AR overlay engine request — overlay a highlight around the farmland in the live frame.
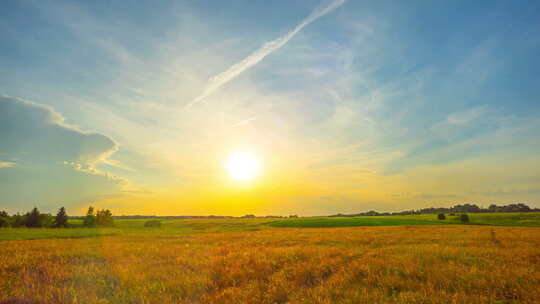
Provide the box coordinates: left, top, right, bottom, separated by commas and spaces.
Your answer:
268, 213, 540, 228
1, 212, 540, 241
1, 214, 540, 303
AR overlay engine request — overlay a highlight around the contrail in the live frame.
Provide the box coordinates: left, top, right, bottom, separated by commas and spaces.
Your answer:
185, 0, 347, 108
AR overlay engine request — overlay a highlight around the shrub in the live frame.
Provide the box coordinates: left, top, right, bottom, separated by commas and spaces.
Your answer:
459, 214, 470, 223
437, 213, 446, 220
144, 220, 162, 228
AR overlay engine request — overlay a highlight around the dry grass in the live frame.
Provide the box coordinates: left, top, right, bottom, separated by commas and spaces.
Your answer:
1, 225, 539, 303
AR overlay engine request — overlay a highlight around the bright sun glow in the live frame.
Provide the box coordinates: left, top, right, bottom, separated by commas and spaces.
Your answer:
226, 150, 261, 181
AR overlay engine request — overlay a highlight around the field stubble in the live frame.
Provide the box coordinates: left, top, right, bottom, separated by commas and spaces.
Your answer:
1, 225, 539, 304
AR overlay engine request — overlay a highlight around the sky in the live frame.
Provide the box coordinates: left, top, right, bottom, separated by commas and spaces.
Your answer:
1, 0, 540, 216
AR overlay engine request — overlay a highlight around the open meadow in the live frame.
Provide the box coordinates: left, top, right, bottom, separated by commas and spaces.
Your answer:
3, 0, 540, 302
1, 215, 540, 304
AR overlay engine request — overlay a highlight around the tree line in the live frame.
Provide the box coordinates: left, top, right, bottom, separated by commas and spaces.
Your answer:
329, 203, 538, 217
0, 206, 114, 228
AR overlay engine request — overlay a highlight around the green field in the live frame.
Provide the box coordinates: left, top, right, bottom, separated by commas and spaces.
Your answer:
267, 216, 446, 228
1, 212, 539, 241
268, 212, 540, 228
0, 218, 272, 241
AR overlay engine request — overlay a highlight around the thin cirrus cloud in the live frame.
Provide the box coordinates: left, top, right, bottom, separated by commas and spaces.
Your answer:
185, 0, 348, 108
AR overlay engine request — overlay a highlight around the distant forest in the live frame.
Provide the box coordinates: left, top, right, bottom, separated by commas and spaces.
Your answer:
1, 203, 538, 227
329, 203, 539, 217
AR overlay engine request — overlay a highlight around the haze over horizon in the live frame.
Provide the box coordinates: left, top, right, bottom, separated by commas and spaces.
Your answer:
1, 0, 540, 216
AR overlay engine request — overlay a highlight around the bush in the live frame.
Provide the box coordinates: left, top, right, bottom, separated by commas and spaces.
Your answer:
144, 220, 162, 228
459, 214, 470, 223
437, 213, 446, 220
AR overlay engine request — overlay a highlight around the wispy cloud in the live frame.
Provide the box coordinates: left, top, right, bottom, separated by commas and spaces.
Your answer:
438, 106, 487, 127
101, 158, 137, 172
232, 115, 258, 127
186, 0, 348, 108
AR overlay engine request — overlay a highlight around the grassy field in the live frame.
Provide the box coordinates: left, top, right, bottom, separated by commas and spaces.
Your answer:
1, 214, 540, 303
1, 225, 540, 303
1, 213, 540, 241
268, 213, 540, 228
0, 218, 273, 241
267, 216, 448, 228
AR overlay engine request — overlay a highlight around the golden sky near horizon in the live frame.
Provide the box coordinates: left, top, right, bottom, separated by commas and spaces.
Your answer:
1, 0, 540, 215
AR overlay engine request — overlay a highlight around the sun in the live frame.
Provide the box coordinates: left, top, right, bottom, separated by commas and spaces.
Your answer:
226, 150, 261, 181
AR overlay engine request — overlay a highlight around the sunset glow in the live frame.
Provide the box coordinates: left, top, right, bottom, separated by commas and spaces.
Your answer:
226, 150, 261, 181
2, 1, 540, 303
0, 0, 539, 217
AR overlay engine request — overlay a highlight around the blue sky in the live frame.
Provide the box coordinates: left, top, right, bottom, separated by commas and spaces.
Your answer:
1, 0, 539, 215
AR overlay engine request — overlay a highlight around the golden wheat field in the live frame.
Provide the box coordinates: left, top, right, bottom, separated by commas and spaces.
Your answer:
1, 225, 540, 304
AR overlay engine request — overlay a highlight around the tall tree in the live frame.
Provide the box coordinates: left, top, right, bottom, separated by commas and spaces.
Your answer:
26, 207, 42, 228
55, 207, 68, 228
83, 206, 97, 227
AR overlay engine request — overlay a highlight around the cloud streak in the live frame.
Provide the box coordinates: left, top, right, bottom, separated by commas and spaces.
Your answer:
186, 0, 347, 108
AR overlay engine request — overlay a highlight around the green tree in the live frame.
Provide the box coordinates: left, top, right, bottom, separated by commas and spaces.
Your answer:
459, 213, 470, 223
96, 209, 114, 227
40, 213, 55, 227
26, 207, 43, 227
83, 206, 97, 227
0, 216, 9, 228
55, 207, 68, 228
0, 210, 9, 228
11, 213, 25, 227
437, 213, 446, 220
